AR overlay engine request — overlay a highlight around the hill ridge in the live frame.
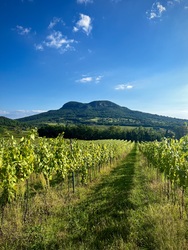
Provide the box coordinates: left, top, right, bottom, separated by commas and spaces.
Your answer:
16, 100, 188, 128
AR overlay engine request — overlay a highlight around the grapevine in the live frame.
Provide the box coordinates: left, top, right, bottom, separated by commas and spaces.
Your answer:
0, 130, 133, 214
139, 135, 188, 217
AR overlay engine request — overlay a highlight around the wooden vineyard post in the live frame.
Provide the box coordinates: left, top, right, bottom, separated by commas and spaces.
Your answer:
70, 139, 75, 193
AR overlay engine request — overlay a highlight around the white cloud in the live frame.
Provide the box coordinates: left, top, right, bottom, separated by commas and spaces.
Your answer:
18, 109, 46, 118
0, 109, 47, 119
15, 25, 31, 35
77, 0, 93, 4
77, 75, 103, 83
0, 110, 10, 116
48, 17, 65, 29
73, 26, 79, 32
16, 109, 46, 114
167, 1, 174, 5
147, 0, 185, 20
157, 109, 188, 119
73, 14, 92, 36
168, 0, 182, 7
157, 2, 166, 14
78, 77, 93, 83
32, 109, 46, 113
146, 2, 166, 20
45, 31, 65, 49
34, 44, 44, 51
115, 84, 133, 90
95, 75, 103, 83
43, 31, 76, 53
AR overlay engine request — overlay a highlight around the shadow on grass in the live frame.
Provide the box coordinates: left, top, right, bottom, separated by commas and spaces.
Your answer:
64, 145, 138, 249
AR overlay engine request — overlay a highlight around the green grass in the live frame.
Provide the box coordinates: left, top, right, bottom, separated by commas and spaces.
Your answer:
60, 146, 137, 249
1, 145, 188, 249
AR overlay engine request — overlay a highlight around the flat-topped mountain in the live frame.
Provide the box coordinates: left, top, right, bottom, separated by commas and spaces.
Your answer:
16, 100, 188, 128
62, 100, 120, 109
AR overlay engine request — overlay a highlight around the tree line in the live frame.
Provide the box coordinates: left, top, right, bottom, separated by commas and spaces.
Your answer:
37, 124, 179, 142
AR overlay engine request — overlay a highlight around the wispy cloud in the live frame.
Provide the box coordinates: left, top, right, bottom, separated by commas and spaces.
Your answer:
73, 14, 92, 36
77, 75, 103, 83
77, 0, 93, 4
15, 25, 31, 35
167, 0, 182, 6
147, 0, 186, 20
34, 44, 44, 51
44, 31, 70, 49
95, 75, 103, 83
146, 2, 166, 20
157, 109, 188, 119
44, 31, 75, 51
173, 0, 182, 3
17, 109, 46, 114
115, 84, 133, 90
35, 31, 76, 53
48, 17, 65, 29
0, 109, 46, 119
15, 13, 91, 54
0, 110, 10, 116
78, 77, 93, 83
167, 0, 175, 6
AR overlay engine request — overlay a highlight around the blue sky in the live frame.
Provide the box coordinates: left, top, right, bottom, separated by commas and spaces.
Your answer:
1, 0, 188, 119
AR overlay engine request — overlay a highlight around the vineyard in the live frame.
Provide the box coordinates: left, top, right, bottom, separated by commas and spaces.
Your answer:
139, 135, 188, 218
0, 131, 188, 249
0, 131, 133, 227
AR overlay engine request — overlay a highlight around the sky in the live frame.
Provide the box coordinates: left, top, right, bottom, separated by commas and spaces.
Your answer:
1, 0, 188, 119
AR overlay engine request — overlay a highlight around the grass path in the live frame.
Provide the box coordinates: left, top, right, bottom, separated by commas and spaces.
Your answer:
62, 145, 139, 249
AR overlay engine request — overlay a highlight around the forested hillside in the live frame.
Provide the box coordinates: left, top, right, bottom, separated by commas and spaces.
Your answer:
17, 100, 188, 128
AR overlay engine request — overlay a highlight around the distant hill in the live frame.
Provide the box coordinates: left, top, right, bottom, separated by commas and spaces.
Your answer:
0, 116, 22, 136
16, 100, 188, 128
0, 116, 20, 127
